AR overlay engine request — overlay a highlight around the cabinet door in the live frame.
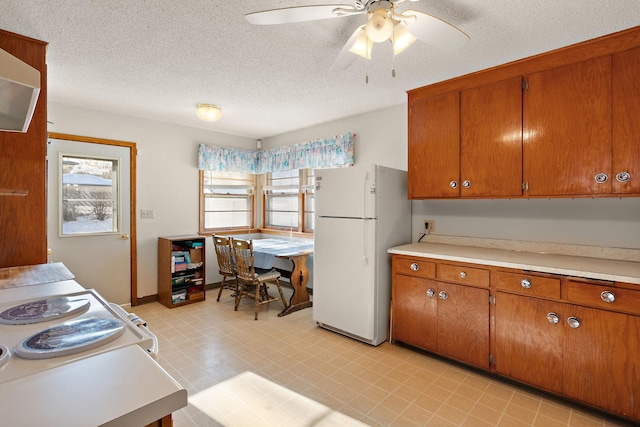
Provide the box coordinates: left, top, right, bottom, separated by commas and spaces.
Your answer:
392, 275, 438, 351
524, 56, 612, 196
461, 77, 523, 197
612, 46, 640, 194
436, 282, 489, 369
563, 305, 640, 420
495, 293, 564, 394
408, 92, 460, 198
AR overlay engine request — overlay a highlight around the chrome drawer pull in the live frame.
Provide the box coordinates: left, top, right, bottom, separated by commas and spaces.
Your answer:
410, 263, 419, 271
426, 288, 435, 298
449, 180, 458, 189
600, 291, 615, 303
459, 271, 466, 279
546, 312, 559, 324
438, 291, 448, 300
616, 171, 630, 183
462, 180, 471, 188
521, 278, 532, 289
567, 316, 581, 329
594, 173, 608, 183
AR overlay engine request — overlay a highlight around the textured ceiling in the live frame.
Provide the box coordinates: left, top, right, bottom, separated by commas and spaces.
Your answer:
2, 1, 640, 139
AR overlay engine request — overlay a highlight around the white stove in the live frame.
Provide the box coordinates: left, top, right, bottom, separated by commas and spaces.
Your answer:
0, 289, 154, 384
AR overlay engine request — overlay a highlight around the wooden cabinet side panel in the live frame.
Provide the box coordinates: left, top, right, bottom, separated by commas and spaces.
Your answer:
563, 306, 640, 419
523, 57, 612, 196
157, 238, 172, 306
408, 92, 460, 198
0, 30, 47, 267
436, 282, 489, 369
392, 275, 438, 351
461, 77, 523, 197
612, 46, 640, 194
494, 292, 564, 394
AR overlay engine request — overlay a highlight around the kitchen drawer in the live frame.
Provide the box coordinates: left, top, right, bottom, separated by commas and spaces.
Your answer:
394, 257, 436, 279
437, 263, 489, 287
566, 281, 640, 315
492, 270, 560, 299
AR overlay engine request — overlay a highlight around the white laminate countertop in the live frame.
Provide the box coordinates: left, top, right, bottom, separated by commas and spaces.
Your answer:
388, 243, 640, 285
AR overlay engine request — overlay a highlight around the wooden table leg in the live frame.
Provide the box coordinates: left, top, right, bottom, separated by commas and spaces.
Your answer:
278, 253, 313, 316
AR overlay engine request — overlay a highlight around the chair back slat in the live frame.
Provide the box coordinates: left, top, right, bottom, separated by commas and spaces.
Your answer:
213, 235, 235, 275
231, 238, 255, 282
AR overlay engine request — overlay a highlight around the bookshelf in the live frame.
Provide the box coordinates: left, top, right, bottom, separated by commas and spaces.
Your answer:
158, 235, 206, 308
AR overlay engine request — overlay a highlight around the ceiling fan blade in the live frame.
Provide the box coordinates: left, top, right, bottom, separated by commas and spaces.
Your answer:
246, 5, 358, 25
401, 10, 470, 51
330, 26, 364, 71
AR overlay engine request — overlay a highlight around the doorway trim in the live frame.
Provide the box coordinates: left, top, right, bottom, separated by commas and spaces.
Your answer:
48, 132, 138, 305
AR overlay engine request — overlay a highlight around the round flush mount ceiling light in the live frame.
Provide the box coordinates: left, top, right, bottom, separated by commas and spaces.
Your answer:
196, 103, 222, 122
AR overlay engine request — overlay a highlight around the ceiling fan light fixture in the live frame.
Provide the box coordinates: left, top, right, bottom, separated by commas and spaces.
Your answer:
365, 7, 393, 43
392, 23, 416, 55
349, 30, 372, 59
196, 104, 222, 122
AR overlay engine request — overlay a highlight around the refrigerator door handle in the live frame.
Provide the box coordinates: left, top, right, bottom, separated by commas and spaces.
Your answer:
362, 220, 368, 265
362, 171, 368, 219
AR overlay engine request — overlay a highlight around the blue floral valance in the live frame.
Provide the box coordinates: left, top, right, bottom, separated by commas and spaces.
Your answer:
198, 132, 354, 174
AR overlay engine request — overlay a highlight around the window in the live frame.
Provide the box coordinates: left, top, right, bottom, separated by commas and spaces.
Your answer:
263, 169, 314, 233
60, 154, 119, 236
200, 170, 256, 232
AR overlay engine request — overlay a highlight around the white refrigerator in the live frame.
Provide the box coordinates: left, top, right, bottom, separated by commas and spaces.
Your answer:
313, 164, 411, 346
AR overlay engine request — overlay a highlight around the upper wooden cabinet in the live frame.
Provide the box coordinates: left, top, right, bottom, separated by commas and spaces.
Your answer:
461, 77, 523, 197
612, 46, 640, 194
408, 77, 523, 198
408, 91, 460, 198
0, 30, 48, 267
407, 26, 640, 199
523, 56, 612, 196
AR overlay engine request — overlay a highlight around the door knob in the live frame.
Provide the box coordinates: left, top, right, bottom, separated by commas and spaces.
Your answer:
121, 234, 130, 240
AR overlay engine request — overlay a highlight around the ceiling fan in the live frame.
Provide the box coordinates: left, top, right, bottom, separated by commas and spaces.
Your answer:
245, 0, 470, 72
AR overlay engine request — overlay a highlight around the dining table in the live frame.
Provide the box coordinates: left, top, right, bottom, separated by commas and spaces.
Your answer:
251, 238, 314, 316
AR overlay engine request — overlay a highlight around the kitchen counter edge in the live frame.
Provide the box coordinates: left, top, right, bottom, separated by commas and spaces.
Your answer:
388, 243, 640, 285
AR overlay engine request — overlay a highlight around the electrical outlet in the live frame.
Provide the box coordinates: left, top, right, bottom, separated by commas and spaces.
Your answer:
140, 209, 155, 219
424, 219, 435, 232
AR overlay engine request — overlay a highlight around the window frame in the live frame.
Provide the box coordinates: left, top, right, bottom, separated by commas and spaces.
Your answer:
198, 170, 258, 234
261, 168, 314, 235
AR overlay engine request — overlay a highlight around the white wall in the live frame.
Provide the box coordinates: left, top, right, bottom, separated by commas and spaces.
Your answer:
47, 101, 639, 299
48, 103, 255, 298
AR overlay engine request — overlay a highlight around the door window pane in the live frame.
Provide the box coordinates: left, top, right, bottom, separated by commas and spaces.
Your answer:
60, 154, 119, 235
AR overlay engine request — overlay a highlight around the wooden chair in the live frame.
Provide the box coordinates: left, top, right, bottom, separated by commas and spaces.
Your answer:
212, 235, 237, 302
230, 238, 288, 320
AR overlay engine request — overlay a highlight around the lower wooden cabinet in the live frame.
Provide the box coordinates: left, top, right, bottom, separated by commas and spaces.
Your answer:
392, 254, 640, 423
392, 265, 490, 369
496, 291, 640, 420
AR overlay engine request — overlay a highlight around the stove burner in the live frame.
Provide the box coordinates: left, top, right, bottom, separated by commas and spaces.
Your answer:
0, 297, 90, 325
15, 317, 125, 360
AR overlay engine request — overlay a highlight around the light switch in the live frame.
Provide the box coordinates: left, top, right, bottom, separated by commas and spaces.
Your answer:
140, 209, 155, 219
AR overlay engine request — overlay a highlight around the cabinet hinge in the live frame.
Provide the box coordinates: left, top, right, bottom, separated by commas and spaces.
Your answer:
522, 79, 529, 90
489, 354, 494, 368
490, 295, 496, 305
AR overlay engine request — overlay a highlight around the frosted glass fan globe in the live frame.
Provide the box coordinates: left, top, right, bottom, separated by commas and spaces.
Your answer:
365, 9, 393, 43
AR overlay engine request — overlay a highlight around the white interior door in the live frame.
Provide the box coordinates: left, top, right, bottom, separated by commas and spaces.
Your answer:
47, 137, 132, 304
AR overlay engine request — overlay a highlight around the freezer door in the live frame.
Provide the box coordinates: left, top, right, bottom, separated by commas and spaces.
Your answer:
315, 164, 377, 218
313, 216, 378, 342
